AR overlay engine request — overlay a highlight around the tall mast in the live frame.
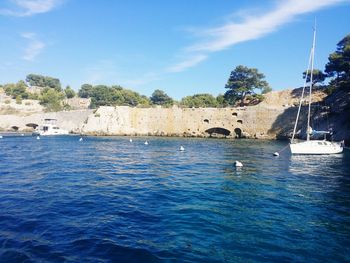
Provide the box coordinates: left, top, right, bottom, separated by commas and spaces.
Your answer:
306, 25, 316, 141
291, 51, 312, 142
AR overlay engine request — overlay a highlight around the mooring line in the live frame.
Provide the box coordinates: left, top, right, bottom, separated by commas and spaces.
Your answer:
278, 144, 290, 153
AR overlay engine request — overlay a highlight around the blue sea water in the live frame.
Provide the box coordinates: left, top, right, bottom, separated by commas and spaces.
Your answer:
0, 135, 350, 262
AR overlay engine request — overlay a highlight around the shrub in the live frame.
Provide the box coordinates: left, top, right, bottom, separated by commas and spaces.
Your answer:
15, 95, 22, 104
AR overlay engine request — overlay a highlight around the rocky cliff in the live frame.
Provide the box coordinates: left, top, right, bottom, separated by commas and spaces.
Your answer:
0, 88, 348, 141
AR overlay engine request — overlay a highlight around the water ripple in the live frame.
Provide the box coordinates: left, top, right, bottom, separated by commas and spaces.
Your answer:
1, 136, 350, 262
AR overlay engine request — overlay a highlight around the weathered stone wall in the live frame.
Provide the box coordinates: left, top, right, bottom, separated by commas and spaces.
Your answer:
0, 103, 288, 138
80, 105, 286, 138
2, 88, 344, 140
0, 110, 93, 133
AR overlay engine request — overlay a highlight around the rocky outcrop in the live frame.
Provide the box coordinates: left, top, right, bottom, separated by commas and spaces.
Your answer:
268, 87, 350, 142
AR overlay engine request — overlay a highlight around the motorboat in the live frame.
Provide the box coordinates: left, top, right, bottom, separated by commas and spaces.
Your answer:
32, 118, 69, 136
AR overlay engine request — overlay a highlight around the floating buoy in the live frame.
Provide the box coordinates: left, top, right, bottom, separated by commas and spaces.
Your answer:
0, 135, 3, 139
36, 136, 40, 140
129, 138, 133, 142
79, 137, 83, 142
21, 134, 24, 136
180, 146, 185, 151
144, 141, 148, 145
273, 152, 279, 157
234, 161, 243, 167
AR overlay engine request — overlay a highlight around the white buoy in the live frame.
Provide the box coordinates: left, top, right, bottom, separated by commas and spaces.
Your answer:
129, 138, 133, 142
180, 146, 185, 151
234, 161, 243, 167
144, 141, 148, 145
36, 136, 40, 140
79, 137, 83, 142
21, 134, 24, 136
273, 152, 279, 157
0, 135, 3, 139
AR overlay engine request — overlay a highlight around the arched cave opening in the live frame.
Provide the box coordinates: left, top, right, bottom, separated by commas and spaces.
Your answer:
234, 128, 242, 138
232, 112, 238, 117
205, 127, 231, 138
11, 126, 19, 131
26, 123, 39, 129
237, 120, 243, 124
204, 119, 209, 123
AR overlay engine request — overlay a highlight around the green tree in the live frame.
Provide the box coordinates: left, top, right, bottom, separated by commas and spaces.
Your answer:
262, 85, 272, 94
89, 85, 113, 108
84, 85, 151, 108
15, 95, 22, 104
150, 89, 173, 106
13, 80, 29, 99
64, 85, 76, 98
216, 94, 228, 107
45, 77, 62, 91
224, 65, 270, 106
3, 81, 29, 99
3, 83, 16, 96
39, 88, 65, 112
26, 74, 45, 87
120, 89, 139, 106
325, 34, 350, 89
138, 95, 152, 107
302, 69, 327, 85
26, 74, 62, 91
78, 84, 94, 98
180, 94, 218, 108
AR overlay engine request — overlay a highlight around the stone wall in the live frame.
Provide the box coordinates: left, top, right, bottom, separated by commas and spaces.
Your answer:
0, 86, 342, 139
81, 105, 286, 138
1, 88, 343, 140
0, 110, 93, 133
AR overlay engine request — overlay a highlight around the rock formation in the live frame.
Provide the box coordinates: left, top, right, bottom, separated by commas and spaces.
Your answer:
0, 88, 348, 142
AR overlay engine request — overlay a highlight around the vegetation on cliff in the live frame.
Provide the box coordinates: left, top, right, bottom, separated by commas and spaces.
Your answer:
180, 94, 222, 108
26, 74, 62, 92
78, 84, 150, 108
325, 34, 350, 91
224, 65, 271, 106
150, 89, 173, 106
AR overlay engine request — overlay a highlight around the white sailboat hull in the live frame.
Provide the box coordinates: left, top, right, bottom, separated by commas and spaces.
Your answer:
290, 140, 343, 155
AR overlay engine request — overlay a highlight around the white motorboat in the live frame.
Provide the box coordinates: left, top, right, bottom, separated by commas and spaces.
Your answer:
32, 118, 69, 136
289, 26, 343, 155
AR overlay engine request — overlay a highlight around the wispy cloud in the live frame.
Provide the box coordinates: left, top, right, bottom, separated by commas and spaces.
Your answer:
21, 32, 45, 61
0, 0, 62, 16
169, 0, 348, 72
167, 54, 207, 73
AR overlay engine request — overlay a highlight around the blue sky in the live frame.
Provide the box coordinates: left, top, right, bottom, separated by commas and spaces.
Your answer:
0, 0, 349, 99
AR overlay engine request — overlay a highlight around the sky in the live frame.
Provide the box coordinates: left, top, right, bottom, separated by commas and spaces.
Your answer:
0, 0, 349, 100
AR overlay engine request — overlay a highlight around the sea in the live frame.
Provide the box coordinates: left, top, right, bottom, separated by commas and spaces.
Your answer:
0, 135, 349, 262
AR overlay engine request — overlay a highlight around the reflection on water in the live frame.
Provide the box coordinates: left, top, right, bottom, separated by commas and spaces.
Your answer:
0, 135, 349, 262
289, 154, 344, 175
289, 152, 347, 190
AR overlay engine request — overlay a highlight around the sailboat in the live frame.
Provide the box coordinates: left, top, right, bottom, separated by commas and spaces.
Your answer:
289, 27, 343, 155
